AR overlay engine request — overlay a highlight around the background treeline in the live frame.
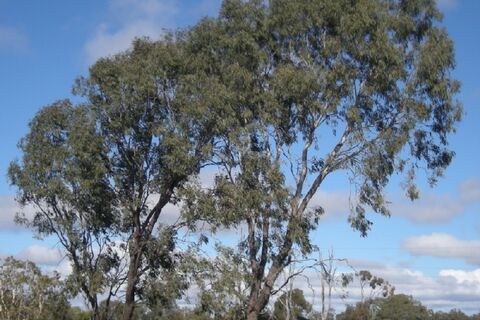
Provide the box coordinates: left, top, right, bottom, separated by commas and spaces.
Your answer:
1, 257, 478, 320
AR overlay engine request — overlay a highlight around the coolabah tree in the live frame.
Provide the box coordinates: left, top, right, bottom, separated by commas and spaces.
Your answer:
9, 37, 226, 320
181, 0, 462, 319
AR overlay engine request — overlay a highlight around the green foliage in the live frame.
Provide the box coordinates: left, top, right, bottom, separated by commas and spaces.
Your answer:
355, 270, 395, 301
9, 0, 462, 319
1, 256, 478, 320
273, 289, 312, 320
67, 307, 92, 320
335, 294, 480, 320
0, 257, 71, 320
431, 309, 472, 320
336, 302, 371, 320
9, 33, 225, 318
375, 294, 431, 319
193, 244, 250, 319
8, 98, 125, 315
180, 0, 461, 318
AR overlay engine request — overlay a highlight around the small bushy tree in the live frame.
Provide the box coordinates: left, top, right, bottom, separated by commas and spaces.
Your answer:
9, 38, 225, 319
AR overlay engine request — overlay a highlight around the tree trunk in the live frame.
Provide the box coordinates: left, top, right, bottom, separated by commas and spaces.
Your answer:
122, 287, 135, 320
91, 307, 99, 320
122, 258, 139, 320
247, 310, 259, 320
247, 287, 262, 320
122, 234, 142, 320
246, 272, 277, 320
245, 219, 295, 320
86, 292, 99, 320
121, 192, 173, 320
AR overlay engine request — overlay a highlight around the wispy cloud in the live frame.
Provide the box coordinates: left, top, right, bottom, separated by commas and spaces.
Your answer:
459, 177, 480, 204
310, 176, 480, 225
0, 195, 34, 232
309, 190, 351, 220
85, 0, 179, 63
0, 26, 28, 52
84, 0, 222, 63
394, 194, 464, 224
437, 0, 459, 11
391, 176, 480, 224
402, 233, 480, 266
17, 244, 63, 266
301, 176, 480, 225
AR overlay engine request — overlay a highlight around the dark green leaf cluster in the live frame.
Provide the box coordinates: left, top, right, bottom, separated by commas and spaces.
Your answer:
337, 294, 480, 320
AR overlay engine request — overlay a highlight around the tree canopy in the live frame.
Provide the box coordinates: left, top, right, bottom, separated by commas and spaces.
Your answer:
9, 37, 224, 319
336, 294, 480, 320
180, 0, 461, 318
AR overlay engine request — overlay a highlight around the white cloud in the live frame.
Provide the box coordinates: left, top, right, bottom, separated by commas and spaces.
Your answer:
308, 190, 351, 220
85, 0, 178, 63
460, 177, 480, 204
440, 269, 480, 284
390, 176, 480, 225
84, 0, 223, 63
17, 244, 63, 266
286, 260, 480, 314
393, 194, 464, 224
45, 259, 73, 278
310, 176, 480, 225
158, 202, 182, 224
402, 233, 480, 266
371, 266, 480, 313
0, 26, 28, 52
0, 195, 34, 231
197, 168, 218, 189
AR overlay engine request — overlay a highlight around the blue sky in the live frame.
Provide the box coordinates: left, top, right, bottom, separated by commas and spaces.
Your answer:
0, 0, 479, 314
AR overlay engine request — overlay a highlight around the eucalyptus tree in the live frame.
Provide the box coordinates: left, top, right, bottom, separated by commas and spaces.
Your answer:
0, 257, 70, 320
9, 99, 124, 319
375, 294, 431, 320
9, 37, 224, 319
181, 0, 462, 319
272, 289, 312, 320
